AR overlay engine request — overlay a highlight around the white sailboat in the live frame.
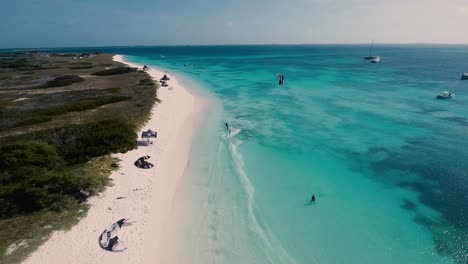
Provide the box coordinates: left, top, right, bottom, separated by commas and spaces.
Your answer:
364, 40, 379, 60
436, 91, 454, 99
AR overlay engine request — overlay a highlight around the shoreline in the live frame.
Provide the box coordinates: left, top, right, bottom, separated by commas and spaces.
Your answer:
23, 55, 207, 263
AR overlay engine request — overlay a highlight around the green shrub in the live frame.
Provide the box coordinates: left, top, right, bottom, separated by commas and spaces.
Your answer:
0, 59, 34, 69
0, 131, 129, 218
68, 66, 93, 70
40, 75, 84, 88
40, 119, 137, 164
0, 96, 130, 130
138, 78, 154, 86
0, 141, 63, 172
92, 67, 137, 76
16, 116, 52, 127
36, 96, 130, 116
0, 142, 84, 217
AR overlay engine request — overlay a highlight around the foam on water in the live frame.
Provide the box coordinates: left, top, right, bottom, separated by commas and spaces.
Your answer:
227, 128, 300, 264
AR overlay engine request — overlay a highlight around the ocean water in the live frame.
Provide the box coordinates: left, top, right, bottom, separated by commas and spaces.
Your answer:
41, 45, 468, 263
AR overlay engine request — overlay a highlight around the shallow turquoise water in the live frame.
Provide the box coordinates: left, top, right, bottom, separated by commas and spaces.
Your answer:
38, 45, 468, 263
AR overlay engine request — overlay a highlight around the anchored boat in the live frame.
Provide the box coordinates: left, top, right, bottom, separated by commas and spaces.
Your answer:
364, 40, 379, 60
436, 91, 454, 99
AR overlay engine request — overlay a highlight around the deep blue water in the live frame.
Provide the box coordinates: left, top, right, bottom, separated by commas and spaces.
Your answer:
11, 45, 468, 263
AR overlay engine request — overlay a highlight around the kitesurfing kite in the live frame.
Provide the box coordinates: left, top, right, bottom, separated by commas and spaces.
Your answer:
99, 218, 133, 252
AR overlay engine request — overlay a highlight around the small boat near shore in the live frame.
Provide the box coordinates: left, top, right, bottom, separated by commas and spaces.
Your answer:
436, 91, 454, 99
460, 73, 468, 80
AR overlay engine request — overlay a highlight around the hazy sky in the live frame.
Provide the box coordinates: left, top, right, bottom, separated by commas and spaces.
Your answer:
1, 0, 468, 48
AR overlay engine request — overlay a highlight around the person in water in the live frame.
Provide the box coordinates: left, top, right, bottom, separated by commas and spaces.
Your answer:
278, 74, 284, 86
311, 195, 315, 202
225, 122, 230, 131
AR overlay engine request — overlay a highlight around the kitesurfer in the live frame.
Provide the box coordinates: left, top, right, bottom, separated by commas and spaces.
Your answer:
278, 73, 284, 86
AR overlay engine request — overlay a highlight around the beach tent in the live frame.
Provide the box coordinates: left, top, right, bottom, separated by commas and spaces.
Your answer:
141, 129, 157, 145
99, 218, 131, 252
160, 74, 170, 81
142, 129, 157, 139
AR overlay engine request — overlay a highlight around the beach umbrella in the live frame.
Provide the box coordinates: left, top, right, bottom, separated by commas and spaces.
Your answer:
142, 129, 157, 141
141, 129, 157, 145
146, 129, 157, 138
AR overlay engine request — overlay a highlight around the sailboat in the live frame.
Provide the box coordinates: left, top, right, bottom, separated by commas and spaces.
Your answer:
364, 40, 379, 60
436, 91, 454, 99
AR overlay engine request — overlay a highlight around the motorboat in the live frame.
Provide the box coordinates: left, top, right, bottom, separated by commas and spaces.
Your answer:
370, 56, 381, 63
436, 91, 454, 99
460, 73, 468, 80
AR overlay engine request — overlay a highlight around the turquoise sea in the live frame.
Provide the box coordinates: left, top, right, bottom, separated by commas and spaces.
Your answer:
40, 45, 468, 263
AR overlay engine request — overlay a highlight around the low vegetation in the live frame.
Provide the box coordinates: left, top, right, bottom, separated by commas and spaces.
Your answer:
0, 96, 131, 130
0, 155, 117, 264
35, 96, 130, 117
0, 52, 157, 263
0, 120, 135, 218
92, 66, 137, 76
37, 119, 137, 164
40, 75, 84, 88
138, 77, 155, 86
0, 141, 84, 217
0, 58, 42, 71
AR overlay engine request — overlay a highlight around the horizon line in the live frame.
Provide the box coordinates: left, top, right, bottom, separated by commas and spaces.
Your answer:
2, 42, 468, 50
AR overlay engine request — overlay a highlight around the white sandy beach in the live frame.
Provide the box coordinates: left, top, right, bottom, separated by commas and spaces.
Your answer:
23, 55, 207, 264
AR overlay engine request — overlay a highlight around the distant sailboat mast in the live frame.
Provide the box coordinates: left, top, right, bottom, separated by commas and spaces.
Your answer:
364, 40, 380, 62
364, 40, 376, 60
368, 40, 374, 58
